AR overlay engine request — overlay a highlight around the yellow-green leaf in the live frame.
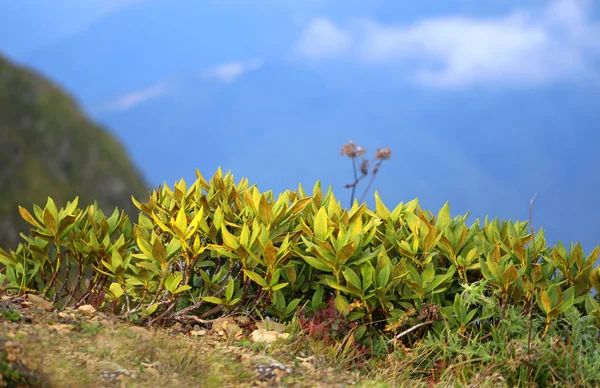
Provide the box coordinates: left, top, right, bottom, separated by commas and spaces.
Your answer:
299, 254, 334, 273
136, 237, 154, 260
342, 268, 362, 291
284, 266, 297, 285
312, 181, 322, 206
271, 282, 289, 291
436, 201, 451, 230
146, 303, 159, 315
377, 263, 391, 288
136, 261, 160, 274
288, 198, 312, 216
18, 206, 42, 229
263, 239, 277, 268
336, 241, 356, 265
334, 294, 349, 315
244, 270, 269, 287
109, 282, 124, 299
259, 195, 272, 224
61, 197, 79, 217
174, 285, 191, 294
422, 226, 437, 252
314, 207, 328, 241
175, 206, 188, 236
151, 213, 172, 234
213, 206, 224, 230
203, 296, 223, 305
374, 191, 391, 219
502, 265, 518, 288
195, 169, 210, 191
513, 238, 526, 266
45, 197, 59, 226
111, 250, 123, 269
186, 208, 203, 240
166, 238, 182, 259
152, 239, 168, 266
240, 223, 250, 248
43, 208, 58, 236
221, 226, 240, 249
225, 277, 235, 300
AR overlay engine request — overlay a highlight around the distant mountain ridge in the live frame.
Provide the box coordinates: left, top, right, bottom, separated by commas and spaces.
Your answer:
0, 52, 149, 249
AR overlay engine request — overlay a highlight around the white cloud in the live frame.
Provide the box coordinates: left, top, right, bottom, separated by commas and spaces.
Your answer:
98, 59, 262, 112
206, 59, 263, 82
294, 0, 599, 88
294, 17, 352, 60
100, 81, 171, 112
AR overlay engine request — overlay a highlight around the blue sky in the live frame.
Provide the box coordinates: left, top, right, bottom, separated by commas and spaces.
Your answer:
1, 0, 599, 256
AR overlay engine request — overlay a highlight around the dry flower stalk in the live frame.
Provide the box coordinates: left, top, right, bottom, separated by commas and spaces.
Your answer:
340, 140, 391, 206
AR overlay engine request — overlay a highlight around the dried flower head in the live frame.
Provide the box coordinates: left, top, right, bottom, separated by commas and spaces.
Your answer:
359, 160, 369, 176
375, 147, 392, 160
340, 140, 367, 158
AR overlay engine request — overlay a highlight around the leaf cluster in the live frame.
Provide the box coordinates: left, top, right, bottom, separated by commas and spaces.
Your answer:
1, 168, 599, 370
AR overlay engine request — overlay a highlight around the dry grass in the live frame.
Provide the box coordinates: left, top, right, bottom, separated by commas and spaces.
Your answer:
0, 296, 386, 387
6, 294, 594, 387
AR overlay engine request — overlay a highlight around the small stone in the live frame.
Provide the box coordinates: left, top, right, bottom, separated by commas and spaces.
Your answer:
250, 329, 290, 344
211, 317, 239, 333
190, 329, 206, 337
77, 305, 96, 316
25, 294, 54, 311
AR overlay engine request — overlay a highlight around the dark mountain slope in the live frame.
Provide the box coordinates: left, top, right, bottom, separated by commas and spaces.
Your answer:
0, 53, 148, 249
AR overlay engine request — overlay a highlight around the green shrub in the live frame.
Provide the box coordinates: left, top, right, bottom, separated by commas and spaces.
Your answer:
1, 167, 599, 385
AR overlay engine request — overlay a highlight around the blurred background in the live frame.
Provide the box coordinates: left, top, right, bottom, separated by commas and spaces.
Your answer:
0, 0, 598, 258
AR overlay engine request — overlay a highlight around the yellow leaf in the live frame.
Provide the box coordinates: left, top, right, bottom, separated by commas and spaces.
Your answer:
259, 195, 272, 224
186, 207, 204, 240
221, 226, 240, 249
151, 213, 172, 234
18, 206, 42, 229
288, 198, 312, 216
422, 226, 437, 252
43, 208, 58, 236
540, 290, 552, 314
263, 240, 277, 268
175, 206, 188, 236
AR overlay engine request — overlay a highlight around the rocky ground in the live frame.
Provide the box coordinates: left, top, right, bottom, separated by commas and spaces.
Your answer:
0, 293, 382, 388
